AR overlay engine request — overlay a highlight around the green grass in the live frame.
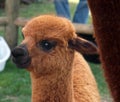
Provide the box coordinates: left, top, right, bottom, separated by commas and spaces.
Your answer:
0, 1, 110, 101
89, 63, 110, 96
0, 60, 31, 102
19, 1, 56, 18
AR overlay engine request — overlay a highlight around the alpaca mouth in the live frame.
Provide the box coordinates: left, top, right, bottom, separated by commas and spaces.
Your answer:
12, 56, 31, 68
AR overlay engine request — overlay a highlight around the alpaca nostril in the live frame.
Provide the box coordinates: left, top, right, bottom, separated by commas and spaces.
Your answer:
12, 48, 26, 57
12, 45, 28, 58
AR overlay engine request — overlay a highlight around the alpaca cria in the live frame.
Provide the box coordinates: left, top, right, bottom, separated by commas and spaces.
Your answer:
87, 0, 120, 102
11, 15, 100, 102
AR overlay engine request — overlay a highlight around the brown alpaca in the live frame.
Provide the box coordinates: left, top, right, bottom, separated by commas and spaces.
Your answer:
87, 0, 120, 102
11, 15, 100, 102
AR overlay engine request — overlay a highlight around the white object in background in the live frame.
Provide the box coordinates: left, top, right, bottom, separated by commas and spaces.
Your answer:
0, 36, 11, 72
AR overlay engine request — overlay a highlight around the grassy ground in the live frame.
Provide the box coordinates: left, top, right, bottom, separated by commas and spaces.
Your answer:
0, 1, 111, 101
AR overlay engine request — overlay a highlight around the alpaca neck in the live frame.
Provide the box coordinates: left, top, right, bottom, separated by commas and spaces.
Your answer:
30, 69, 74, 102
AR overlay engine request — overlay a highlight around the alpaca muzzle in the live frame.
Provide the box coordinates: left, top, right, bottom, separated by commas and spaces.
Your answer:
11, 44, 31, 69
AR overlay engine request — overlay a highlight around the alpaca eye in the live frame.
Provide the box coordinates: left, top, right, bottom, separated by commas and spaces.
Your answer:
38, 40, 57, 52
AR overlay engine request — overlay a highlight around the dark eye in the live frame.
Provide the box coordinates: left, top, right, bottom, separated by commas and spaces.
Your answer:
38, 40, 57, 52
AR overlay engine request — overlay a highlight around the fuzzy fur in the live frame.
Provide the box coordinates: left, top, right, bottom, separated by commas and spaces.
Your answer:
18, 15, 100, 102
87, 0, 120, 102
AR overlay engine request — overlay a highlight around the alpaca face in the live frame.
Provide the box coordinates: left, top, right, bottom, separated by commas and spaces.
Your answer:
12, 15, 76, 75
11, 15, 98, 75
23, 35, 75, 75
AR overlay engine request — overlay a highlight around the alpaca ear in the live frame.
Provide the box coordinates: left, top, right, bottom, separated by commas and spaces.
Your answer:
68, 37, 98, 55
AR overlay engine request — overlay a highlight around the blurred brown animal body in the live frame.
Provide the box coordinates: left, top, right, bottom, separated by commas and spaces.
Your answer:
12, 15, 100, 102
87, 0, 120, 102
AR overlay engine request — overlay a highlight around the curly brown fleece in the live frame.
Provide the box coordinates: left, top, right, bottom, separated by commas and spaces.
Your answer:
21, 15, 100, 102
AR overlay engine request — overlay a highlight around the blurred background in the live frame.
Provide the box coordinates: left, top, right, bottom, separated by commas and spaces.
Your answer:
0, 0, 111, 102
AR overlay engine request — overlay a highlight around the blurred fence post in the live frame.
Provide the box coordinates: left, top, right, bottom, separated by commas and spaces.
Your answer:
5, 0, 20, 49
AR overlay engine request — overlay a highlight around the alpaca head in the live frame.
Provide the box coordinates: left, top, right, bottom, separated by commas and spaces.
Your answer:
12, 15, 97, 76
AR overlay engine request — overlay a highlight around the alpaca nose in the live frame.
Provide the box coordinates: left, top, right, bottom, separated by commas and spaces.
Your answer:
11, 44, 31, 68
12, 44, 28, 58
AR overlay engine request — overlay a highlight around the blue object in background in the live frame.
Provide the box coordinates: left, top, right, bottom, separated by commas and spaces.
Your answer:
54, 0, 89, 24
